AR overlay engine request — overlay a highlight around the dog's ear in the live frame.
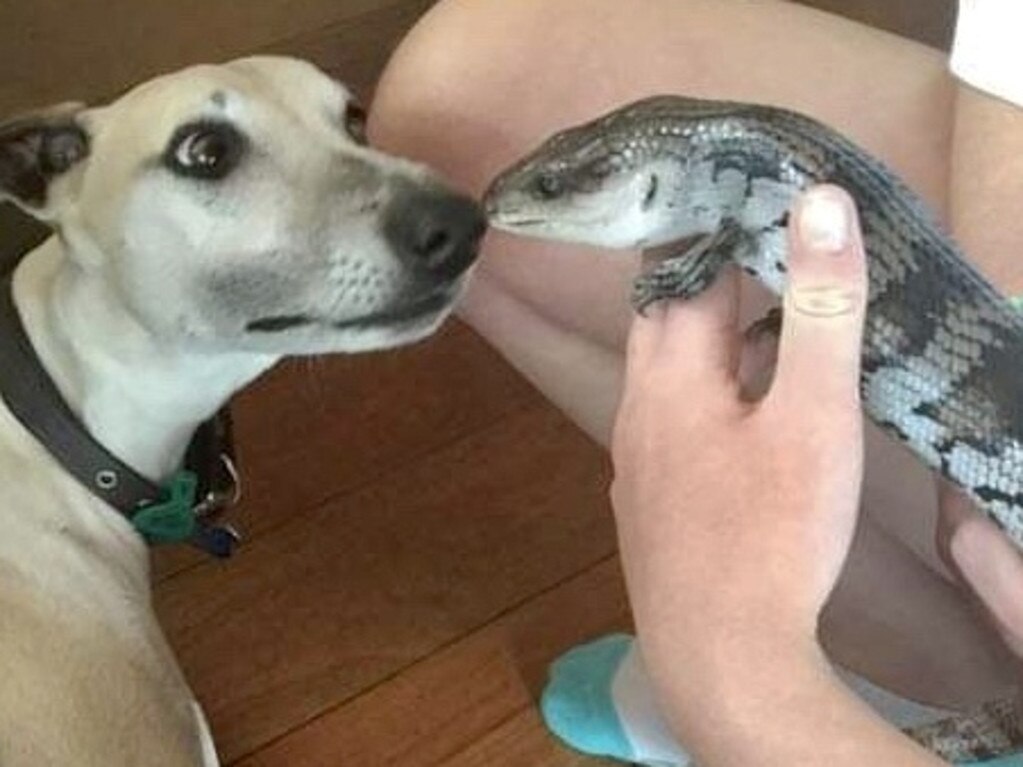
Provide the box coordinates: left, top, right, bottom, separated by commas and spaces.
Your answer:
0, 103, 89, 214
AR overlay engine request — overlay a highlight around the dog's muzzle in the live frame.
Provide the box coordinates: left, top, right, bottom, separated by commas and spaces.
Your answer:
382, 184, 486, 283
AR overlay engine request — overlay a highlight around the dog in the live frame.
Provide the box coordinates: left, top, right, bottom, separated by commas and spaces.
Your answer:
0, 56, 484, 766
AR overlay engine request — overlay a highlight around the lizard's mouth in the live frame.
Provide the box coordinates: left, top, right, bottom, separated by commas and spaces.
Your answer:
488, 215, 549, 229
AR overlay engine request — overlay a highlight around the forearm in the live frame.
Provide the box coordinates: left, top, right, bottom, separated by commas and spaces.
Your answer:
656, 640, 948, 767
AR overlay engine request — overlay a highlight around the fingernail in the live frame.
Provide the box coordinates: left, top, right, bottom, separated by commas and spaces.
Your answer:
797, 187, 851, 253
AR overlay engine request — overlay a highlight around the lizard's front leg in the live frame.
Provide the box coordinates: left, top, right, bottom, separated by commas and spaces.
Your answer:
632, 221, 748, 313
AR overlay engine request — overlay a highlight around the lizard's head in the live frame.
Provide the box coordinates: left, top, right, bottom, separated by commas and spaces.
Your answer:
484, 96, 746, 250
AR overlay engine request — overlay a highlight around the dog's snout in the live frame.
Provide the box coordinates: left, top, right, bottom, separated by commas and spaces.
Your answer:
383, 188, 485, 280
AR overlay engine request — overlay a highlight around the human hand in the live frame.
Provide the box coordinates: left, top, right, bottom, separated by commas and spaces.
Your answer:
610, 185, 869, 698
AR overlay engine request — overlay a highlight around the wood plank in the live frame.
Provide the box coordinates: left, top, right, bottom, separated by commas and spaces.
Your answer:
151, 318, 539, 581
442, 709, 615, 767
262, 0, 437, 99
155, 403, 616, 762
235, 557, 629, 767
0, 0, 434, 114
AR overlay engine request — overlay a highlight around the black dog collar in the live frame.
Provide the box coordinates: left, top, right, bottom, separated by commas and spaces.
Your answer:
0, 270, 241, 558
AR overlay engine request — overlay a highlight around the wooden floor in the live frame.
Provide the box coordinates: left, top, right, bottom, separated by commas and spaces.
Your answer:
153, 324, 625, 766
1, 1, 953, 764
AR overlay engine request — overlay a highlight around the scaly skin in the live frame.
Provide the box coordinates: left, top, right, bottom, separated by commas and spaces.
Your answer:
484, 95, 1023, 548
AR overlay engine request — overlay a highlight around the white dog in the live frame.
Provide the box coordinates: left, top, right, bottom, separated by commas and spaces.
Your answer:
0, 56, 483, 766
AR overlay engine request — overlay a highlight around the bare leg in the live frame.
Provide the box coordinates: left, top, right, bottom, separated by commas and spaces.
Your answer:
950, 87, 1023, 293
370, 0, 1012, 705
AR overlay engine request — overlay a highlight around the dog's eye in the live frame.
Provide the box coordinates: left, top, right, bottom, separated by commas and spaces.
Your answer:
343, 101, 368, 145
165, 122, 245, 180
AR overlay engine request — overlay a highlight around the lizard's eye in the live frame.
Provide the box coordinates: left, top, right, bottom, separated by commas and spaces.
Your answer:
588, 160, 613, 180
535, 172, 563, 199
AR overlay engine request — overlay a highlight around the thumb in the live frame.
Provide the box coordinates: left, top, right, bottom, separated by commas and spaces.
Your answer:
770, 185, 868, 411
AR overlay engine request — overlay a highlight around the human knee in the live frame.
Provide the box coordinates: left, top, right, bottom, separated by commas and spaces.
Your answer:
368, 3, 494, 191
370, 0, 546, 154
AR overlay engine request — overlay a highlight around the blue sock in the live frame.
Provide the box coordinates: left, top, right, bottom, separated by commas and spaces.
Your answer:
541, 634, 691, 766
540, 634, 1023, 767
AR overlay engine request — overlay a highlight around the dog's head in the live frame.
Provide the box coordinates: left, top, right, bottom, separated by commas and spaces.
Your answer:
0, 56, 484, 355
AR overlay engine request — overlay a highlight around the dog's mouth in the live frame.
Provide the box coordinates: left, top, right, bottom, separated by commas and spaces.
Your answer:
246, 314, 314, 333
245, 289, 455, 335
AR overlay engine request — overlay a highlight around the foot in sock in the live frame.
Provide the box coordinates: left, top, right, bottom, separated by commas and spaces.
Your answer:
541, 634, 692, 766
541, 634, 1023, 767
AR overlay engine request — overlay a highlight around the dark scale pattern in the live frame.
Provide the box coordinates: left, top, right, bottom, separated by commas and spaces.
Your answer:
498, 95, 1023, 550
490, 98, 1023, 757
705, 102, 1023, 548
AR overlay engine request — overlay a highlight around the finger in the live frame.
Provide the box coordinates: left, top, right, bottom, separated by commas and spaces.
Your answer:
656, 264, 742, 385
770, 185, 868, 411
935, 480, 973, 579
618, 266, 741, 450
937, 483, 1023, 656
948, 503, 1023, 655
623, 300, 669, 379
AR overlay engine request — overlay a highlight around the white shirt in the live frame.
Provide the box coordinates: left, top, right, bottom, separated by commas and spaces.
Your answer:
951, 0, 1023, 106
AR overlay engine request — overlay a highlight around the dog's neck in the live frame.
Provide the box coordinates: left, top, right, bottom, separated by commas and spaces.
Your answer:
12, 238, 277, 483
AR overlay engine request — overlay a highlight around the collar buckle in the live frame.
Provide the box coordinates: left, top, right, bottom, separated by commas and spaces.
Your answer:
131, 461, 242, 559
192, 453, 243, 519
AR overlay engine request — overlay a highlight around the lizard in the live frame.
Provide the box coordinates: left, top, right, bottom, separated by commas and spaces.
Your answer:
483, 95, 1023, 551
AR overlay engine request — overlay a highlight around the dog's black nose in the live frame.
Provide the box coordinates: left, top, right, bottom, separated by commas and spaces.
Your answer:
383, 187, 486, 281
